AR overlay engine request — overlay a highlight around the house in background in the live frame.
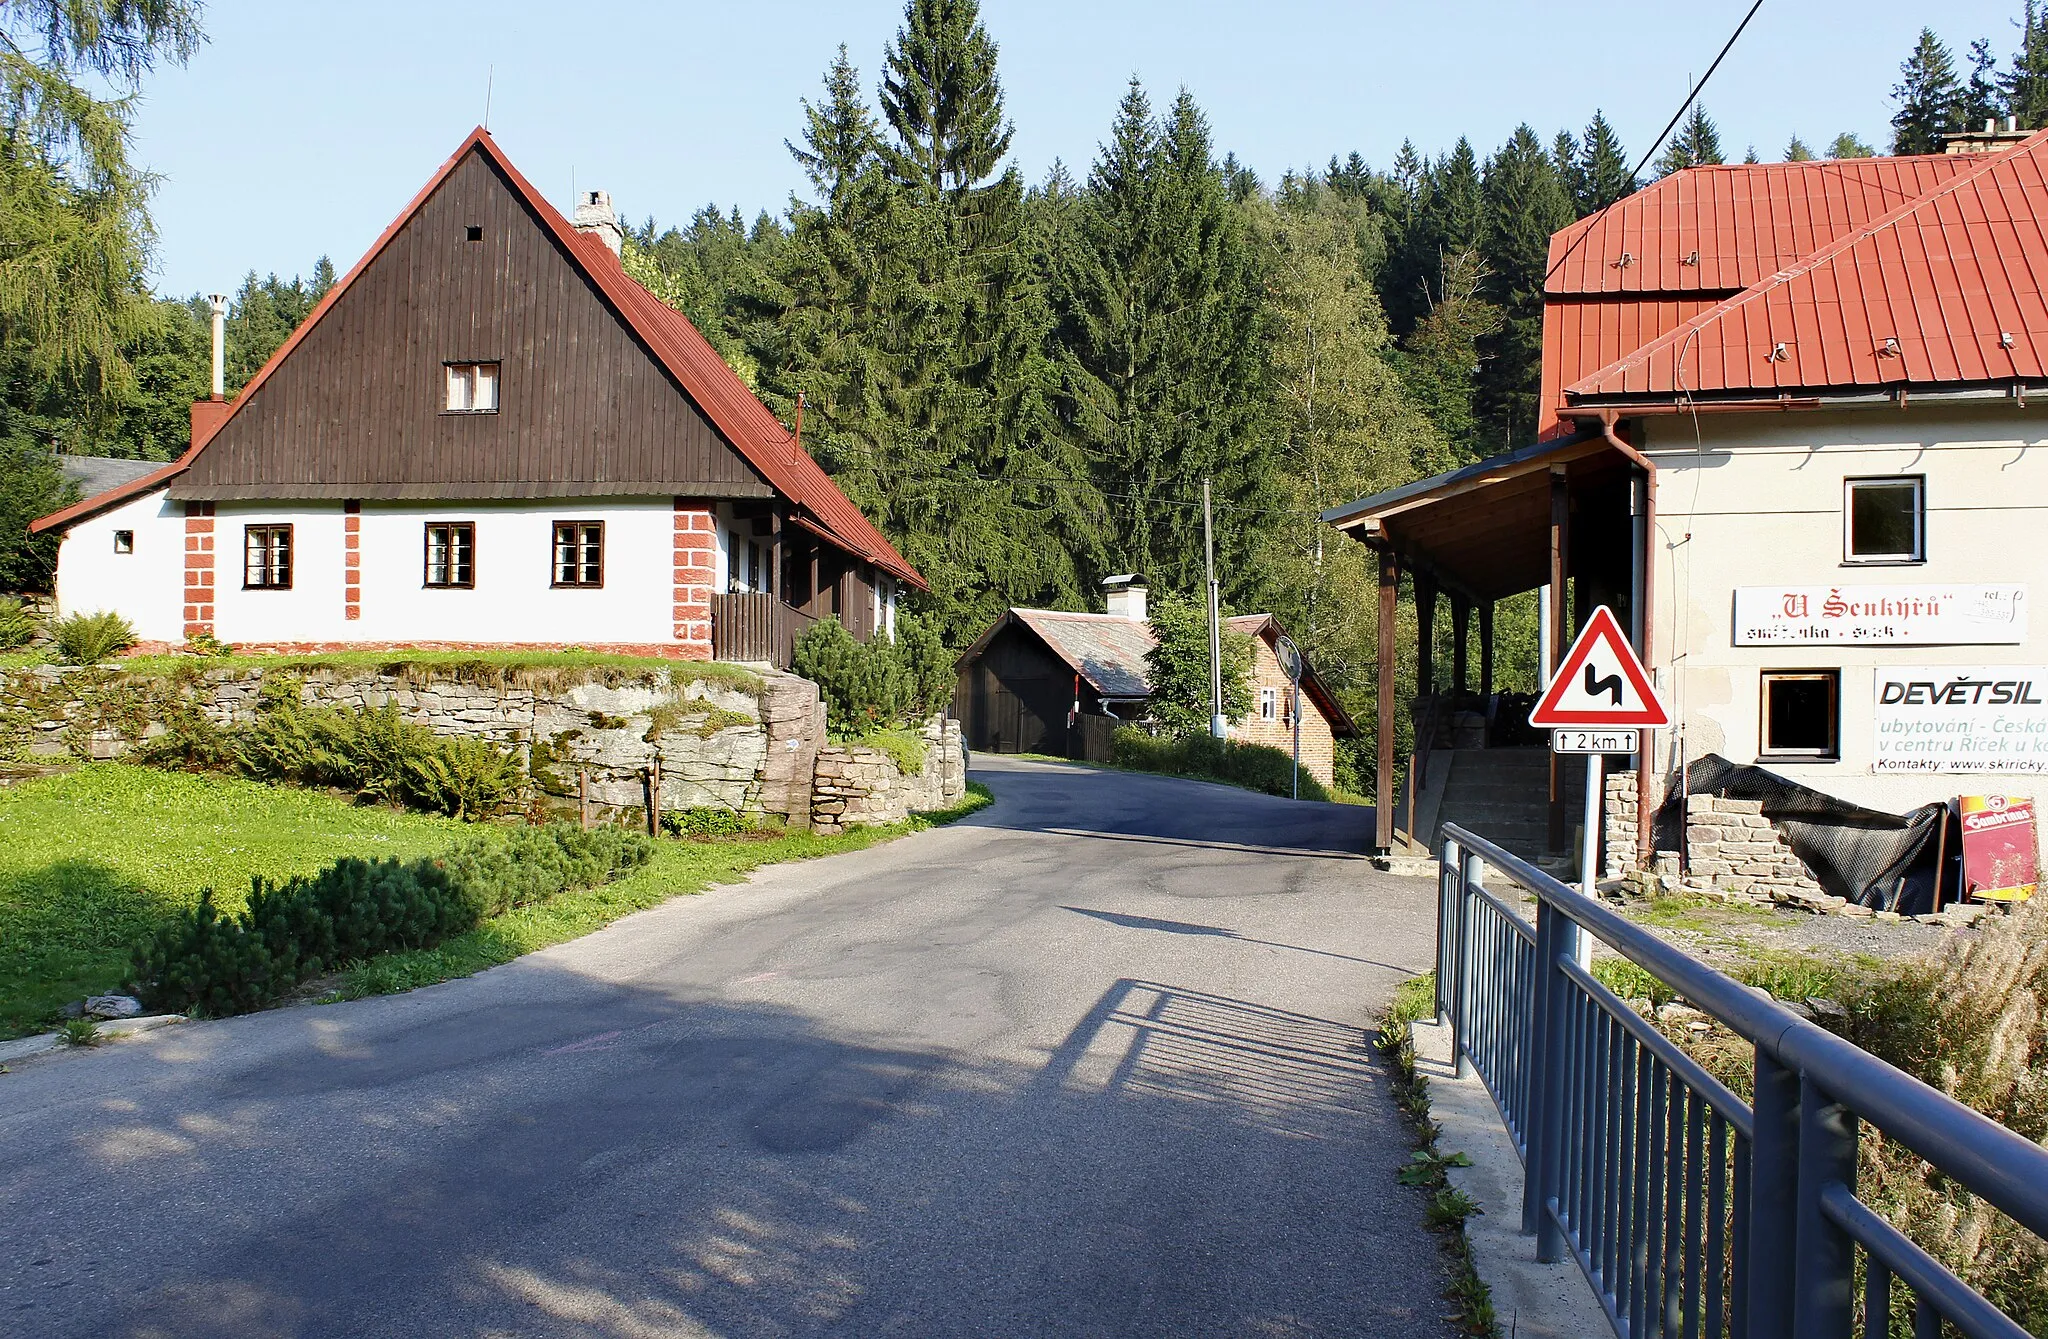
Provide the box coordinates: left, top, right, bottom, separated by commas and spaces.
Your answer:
1326, 127, 2048, 867
30, 128, 922, 664
952, 579, 1356, 786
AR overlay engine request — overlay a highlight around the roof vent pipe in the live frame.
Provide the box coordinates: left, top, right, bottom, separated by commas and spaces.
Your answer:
207, 294, 227, 400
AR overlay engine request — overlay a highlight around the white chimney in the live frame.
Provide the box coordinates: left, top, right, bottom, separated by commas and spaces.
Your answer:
572, 189, 623, 257
207, 293, 227, 399
1103, 574, 1148, 622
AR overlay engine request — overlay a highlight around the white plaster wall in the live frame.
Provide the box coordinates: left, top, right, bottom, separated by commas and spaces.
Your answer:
210, 502, 352, 645
1642, 404, 2048, 813
52, 487, 185, 644
347, 499, 675, 646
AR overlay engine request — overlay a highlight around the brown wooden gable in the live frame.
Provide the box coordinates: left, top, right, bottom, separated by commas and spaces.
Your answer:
172, 147, 772, 501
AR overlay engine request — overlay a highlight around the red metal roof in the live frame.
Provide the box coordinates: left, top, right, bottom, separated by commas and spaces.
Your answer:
32, 129, 925, 590
1564, 128, 2048, 404
1545, 154, 1977, 297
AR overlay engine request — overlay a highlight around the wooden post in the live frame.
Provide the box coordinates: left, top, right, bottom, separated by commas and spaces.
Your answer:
643, 762, 660, 838
577, 769, 591, 831
1376, 548, 1399, 853
1451, 595, 1471, 697
767, 506, 782, 598
1548, 468, 1572, 853
1479, 601, 1495, 702
1415, 571, 1438, 699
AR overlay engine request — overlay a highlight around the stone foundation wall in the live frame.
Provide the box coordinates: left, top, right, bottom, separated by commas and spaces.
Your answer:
3, 662, 956, 835
811, 717, 967, 835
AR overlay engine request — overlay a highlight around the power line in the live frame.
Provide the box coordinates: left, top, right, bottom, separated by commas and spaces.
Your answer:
1544, 0, 1767, 287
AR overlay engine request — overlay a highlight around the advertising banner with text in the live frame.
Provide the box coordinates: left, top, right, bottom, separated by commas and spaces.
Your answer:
1735, 585, 2026, 646
1873, 667, 2048, 773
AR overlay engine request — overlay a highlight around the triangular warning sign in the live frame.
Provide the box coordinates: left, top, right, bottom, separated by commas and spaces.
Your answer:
1528, 606, 1670, 729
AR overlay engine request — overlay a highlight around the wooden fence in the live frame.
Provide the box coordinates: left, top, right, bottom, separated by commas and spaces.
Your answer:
710, 592, 818, 669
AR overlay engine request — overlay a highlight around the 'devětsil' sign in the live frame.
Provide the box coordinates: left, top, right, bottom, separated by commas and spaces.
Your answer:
1873, 667, 2048, 773
1735, 584, 2025, 646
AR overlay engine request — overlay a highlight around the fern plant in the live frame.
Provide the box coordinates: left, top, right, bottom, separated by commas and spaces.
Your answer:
0, 597, 39, 650
51, 610, 137, 665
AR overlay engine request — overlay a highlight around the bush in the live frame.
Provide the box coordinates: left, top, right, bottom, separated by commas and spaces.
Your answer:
892, 610, 954, 718
0, 596, 38, 649
135, 822, 651, 1015
439, 821, 652, 918
1110, 727, 1332, 802
52, 610, 137, 664
231, 690, 521, 820
663, 807, 748, 839
792, 616, 912, 735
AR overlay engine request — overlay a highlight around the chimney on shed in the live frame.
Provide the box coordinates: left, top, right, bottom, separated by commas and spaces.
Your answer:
1103, 574, 1148, 623
207, 293, 227, 400
573, 189, 623, 257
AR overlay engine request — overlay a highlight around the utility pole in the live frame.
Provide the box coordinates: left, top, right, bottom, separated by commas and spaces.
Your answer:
1204, 478, 1225, 738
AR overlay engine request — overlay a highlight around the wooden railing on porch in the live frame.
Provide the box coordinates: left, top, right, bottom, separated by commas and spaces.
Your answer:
710, 592, 817, 669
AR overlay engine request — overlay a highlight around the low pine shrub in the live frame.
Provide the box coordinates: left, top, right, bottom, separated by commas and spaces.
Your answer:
0, 597, 39, 650
52, 610, 137, 665
1110, 727, 1332, 802
792, 616, 911, 735
224, 691, 523, 820
135, 822, 651, 1015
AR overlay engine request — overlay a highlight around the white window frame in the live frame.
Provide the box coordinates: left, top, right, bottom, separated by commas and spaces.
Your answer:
444, 361, 500, 413
1843, 475, 1924, 565
1259, 686, 1279, 722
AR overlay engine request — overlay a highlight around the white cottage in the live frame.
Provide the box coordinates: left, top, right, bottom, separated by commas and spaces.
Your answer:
33, 128, 922, 663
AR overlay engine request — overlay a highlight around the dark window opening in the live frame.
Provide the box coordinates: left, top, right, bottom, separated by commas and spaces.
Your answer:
112, 529, 133, 554
552, 521, 603, 588
465, 224, 483, 242
244, 524, 292, 590
1845, 476, 1924, 563
1761, 670, 1839, 760
424, 522, 475, 588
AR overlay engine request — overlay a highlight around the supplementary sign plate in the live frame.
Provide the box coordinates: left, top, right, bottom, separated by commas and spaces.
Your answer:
1551, 729, 1639, 755
1529, 605, 1670, 729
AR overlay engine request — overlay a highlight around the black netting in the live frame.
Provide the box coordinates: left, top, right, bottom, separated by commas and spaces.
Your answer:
1654, 754, 1955, 915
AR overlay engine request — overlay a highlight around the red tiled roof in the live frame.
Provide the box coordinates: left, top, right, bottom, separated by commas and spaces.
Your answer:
32, 129, 925, 590
1564, 128, 2048, 404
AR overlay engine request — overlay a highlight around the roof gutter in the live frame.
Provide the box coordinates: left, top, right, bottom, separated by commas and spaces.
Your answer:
1564, 382, 2048, 417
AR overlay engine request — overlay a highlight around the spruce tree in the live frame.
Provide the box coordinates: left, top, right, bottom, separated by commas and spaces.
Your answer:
1577, 111, 1635, 211
1785, 135, 1816, 161
1475, 125, 1572, 449
787, 45, 880, 208
1551, 129, 1584, 209
878, 0, 1014, 203
1656, 102, 1725, 175
1892, 28, 1964, 154
2003, 1, 2048, 129
1965, 37, 2002, 127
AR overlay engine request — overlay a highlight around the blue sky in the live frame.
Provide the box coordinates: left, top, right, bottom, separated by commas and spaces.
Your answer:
136, 0, 2020, 297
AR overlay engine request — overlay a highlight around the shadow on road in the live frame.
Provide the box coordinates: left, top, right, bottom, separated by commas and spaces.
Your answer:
38, 969, 1449, 1339
1061, 906, 1416, 972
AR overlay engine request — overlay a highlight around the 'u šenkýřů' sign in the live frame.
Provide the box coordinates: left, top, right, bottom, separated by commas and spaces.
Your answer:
1734, 584, 2025, 646
1874, 667, 2048, 773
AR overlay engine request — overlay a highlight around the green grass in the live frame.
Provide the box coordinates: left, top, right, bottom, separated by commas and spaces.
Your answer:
342, 780, 995, 999
0, 767, 993, 1036
0, 765, 464, 1037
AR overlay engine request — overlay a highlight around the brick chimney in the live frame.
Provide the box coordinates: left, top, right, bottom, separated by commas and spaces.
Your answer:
1103, 574, 1148, 622
572, 189, 623, 257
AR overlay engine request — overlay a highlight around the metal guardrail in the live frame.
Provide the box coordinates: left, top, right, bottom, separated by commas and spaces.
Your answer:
1436, 821, 2048, 1339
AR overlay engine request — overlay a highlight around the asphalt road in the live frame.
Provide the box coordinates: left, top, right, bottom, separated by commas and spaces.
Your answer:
1, 756, 1451, 1339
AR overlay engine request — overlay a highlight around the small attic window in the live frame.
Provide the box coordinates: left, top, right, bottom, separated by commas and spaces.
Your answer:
465, 225, 483, 242
113, 529, 133, 554
445, 362, 499, 413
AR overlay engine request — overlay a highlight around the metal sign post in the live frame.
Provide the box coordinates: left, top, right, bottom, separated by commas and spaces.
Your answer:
1529, 606, 1671, 968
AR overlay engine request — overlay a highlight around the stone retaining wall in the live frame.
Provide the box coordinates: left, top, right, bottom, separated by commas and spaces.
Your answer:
2, 661, 959, 834
811, 717, 967, 834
